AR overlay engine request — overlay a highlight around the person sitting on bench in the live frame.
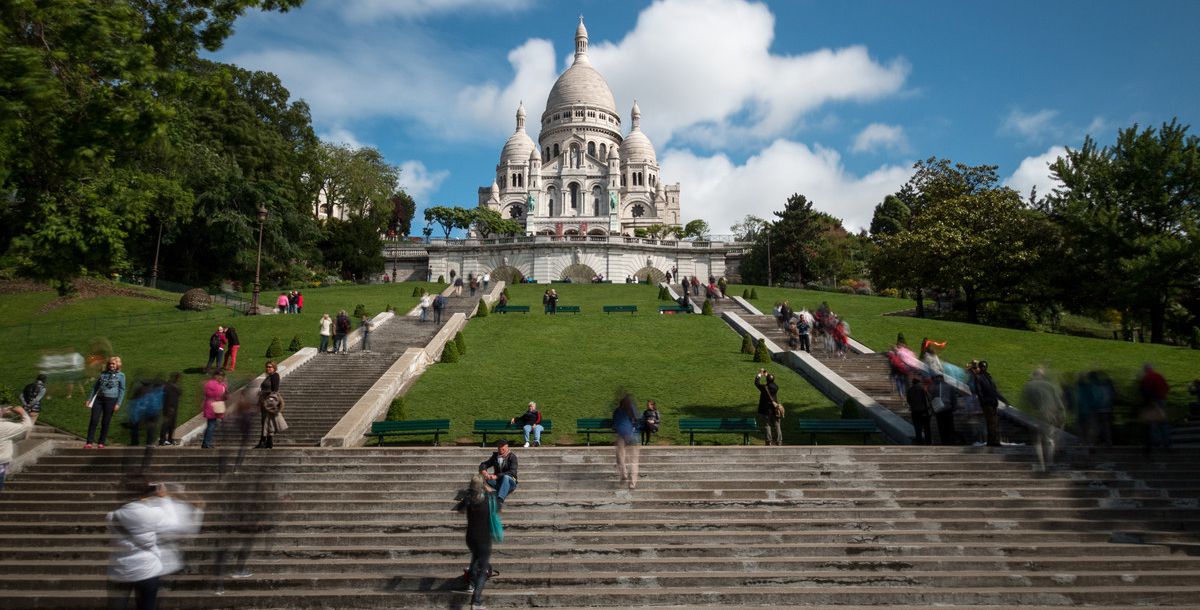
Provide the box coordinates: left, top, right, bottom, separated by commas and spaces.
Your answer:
479, 439, 518, 509
511, 402, 544, 447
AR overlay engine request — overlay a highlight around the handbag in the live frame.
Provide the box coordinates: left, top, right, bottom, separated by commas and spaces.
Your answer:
487, 494, 504, 543
772, 400, 785, 419
210, 400, 226, 415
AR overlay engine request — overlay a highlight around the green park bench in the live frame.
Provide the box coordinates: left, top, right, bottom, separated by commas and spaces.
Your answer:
472, 419, 554, 446
796, 419, 881, 444
576, 417, 613, 445
493, 305, 529, 314
658, 304, 690, 314
603, 305, 638, 314
369, 419, 450, 446
555, 305, 581, 314
679, 417, 758, 446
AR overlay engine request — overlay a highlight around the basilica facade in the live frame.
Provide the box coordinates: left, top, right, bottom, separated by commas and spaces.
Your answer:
477, 18, 682, 236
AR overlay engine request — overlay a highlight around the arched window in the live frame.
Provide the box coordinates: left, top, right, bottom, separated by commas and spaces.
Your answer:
553, 143, 560, 158
546, 186, 557, 216
543, 147, 549, 162
587, 141, 596, 158
518, 173, 524, 188
569, 183, 579, 210
592, 185, 603, 216
510, 174, 516, 188
621, 174, 626, 187
599, 143, 607, 160
649, 174, 655, 187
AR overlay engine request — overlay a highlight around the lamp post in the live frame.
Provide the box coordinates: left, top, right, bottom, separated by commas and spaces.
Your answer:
765, 225, 772, 288
149, 220, 164, 289
250, 205, 268, 315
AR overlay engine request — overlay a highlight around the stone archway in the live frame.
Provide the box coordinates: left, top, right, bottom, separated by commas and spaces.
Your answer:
560, 263, 598, 283
635, 266, 666, 284
489, 265, 525, 285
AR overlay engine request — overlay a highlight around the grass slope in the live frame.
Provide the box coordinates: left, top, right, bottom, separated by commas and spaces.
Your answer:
0, 281, 435, 442
399, 283, 837, 445
739, 285, 1200, 418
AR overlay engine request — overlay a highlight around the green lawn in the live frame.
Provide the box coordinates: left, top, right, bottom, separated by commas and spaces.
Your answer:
0, 281, 436, 442
737, 285, 1200, 420
398, 283, 838, 445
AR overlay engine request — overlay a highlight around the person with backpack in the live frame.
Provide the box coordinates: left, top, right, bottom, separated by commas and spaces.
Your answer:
205, 326, 226, 374
755, 369, 783, 446
158, 373, 182, 446
333, 310, 351, 354
20, 374, 47, 425
127, 379, 164, 447
222, 326, 240, 372
433, 294, 447, 325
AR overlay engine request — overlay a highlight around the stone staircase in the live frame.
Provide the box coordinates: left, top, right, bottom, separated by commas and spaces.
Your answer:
2, 445, 1200, 607
214, 295, 477, 447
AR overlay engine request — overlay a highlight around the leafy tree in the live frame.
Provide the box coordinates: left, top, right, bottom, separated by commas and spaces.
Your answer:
318, 217, 385, 280
730, 214, 768, 241
1046, 120, 1200, 343
0, 1, 304, 287
741, 194, 842, 285
472, 208, 524, 238
681, 219, 710, 239
643, 223, 669, 239
869, 194, 911, 238
424, 206, 473, 239
390, 191, 416, 237
312, 142, 398, 224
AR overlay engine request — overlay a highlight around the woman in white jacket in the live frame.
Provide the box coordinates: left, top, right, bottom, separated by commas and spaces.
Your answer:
107, 479, 204, 609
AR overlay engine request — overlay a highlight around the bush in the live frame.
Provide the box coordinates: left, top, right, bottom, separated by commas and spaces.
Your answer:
0, 382, 16, 405
387, 397, 405, 421
441, 341, 460, 363
353, 304, 368, 318
411, 287, 425, 297
437, 275, 445, 283
753, 339, 770, 363
855, 287, 873, 296
749, 288, 759, 299
475, 298, 489, 317
740, 334, 754, 354
265, 337, 284, 358
880, 288, 900, 298
454, 331, 466, 355
742, 288, 750, 299
288, 335, 302, 351
179, 288, 212, 311
1192, 326, 1200, 350
837, 286, 855, 294
658, 286, 670, 300
702, 300, 714, 316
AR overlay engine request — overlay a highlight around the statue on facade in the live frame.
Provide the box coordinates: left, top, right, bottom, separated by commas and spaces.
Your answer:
574, 248, 583, 264
609, 191, 618, 212
527, 193, 536, 216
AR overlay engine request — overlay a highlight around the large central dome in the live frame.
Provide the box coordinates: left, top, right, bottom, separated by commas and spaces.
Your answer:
543, 17, 617, 116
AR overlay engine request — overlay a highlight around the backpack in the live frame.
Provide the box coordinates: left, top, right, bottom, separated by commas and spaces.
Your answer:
434, 295, 447, 309
209, 333, 221, 349
22, 382, 39, 404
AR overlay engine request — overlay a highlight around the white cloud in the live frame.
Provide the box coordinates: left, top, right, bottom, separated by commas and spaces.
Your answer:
851, 123, 907, 153
457, 38, 557, 140
319, 126, 365, 148
1000, 108, 1059, 141
1003, 146, 1066, 199
399, 160, 450, 205
660, 140, 912, 236
339, 0, 535, 22
587, 0, 909, 147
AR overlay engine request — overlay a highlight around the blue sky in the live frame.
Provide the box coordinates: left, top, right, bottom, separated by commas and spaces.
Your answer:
212, 0, 1200, 234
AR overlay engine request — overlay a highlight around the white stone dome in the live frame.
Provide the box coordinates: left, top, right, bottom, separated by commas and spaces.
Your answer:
544, 17, 617, 115
500, 102, 536, 162
620, 101, 656, 163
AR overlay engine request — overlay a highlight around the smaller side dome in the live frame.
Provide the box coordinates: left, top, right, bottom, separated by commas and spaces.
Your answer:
500, 102, 536, 163
620, 100, 656, 164
529, 148, 539, 162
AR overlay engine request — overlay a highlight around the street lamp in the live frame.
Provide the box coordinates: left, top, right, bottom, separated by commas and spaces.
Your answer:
250, 205, 268, 315
149, 220, 164, 289
765, 225, 772, 288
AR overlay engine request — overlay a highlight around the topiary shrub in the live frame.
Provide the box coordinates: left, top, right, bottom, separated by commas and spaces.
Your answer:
288, 335, 302, 351
411, 287, 425, 297
437, 275, 445, 283
441, 341, 460, 363
743, 288, 750, 299
179, 288, 212, 311
750, 288, 759, 300
353, 304, 368, 318
454, 331, 466, 355
837, 286, 855, 294
475, 298, 489, 317
753, 338, 771, 363
740, 334, 754, 354
266, 337, 284, 358
387, 397, 406, 421
702, 300, 714, 316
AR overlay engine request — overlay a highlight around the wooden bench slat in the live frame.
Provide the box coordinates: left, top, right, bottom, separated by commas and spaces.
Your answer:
678, 417, 758, 446
472, 419, 554, 447
603, 305, 638, 314
796, 419, 880, 445
555, 305, 581, 313
494, 305, 530, 314
369, 419, 450, 446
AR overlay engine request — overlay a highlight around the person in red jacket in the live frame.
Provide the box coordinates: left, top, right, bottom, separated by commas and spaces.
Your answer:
510, 402, 543, 447
1139, 364, 1171, 452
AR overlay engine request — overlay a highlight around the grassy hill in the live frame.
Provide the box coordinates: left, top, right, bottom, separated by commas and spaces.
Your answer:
0, 280, 433, 442
738, 285, 1200, 420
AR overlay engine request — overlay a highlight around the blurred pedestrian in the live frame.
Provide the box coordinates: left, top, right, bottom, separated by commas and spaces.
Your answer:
931, 374, 957, 445
107, 477, 204, 609
1023, 367, 1065, 471
86, 356, 126, 449
433, 293, 447, 325
906, 376, 933, 445
334, 310, 351, 353
755, 368, 782, 446
613, 393, 641, 489
20, 373, 47, 425
973, 360, 1003, 447
1138, 364, 1171, 453
275, 292, 289, 314
454, 473, 500, 610
360, 315, 372, 352
419, 293, 432, 322
1, 406, 33, 492
222, 326, 240, 372
158, 373, 182, 446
